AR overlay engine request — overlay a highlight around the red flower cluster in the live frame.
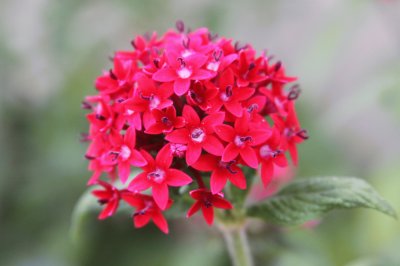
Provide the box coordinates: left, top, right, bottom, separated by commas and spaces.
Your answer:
83, 22, 307, 233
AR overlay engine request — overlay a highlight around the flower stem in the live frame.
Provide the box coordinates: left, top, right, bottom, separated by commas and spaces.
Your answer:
220, 224, 253, 266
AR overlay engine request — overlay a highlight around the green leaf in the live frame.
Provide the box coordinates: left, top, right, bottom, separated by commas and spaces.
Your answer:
247, 176, 397, 225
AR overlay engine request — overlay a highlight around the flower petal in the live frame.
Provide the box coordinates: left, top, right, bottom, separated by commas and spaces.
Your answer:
210, 170, 228, 194
186, 201, 202, 218
222, 143, 239, 162
156, 145, 173, 169
212, 197, 233, 209
240, 146, 258, 168
182, 105, 200, 126
191, 154, 217, 171
152, 211, 169, 234
152, 67, 177, 82
98, 200, 119, 220
134, 214, 151, 228
224, 101, 243, 117
261, 161, 274, 188
152, 183, 169, 210
201, 205, 214, 225
128, 172, 151, 192
165, 128, 190, 144
227, 167, 246, 190
174, 78, 191, 96
118, 161, 131, 184
166, 169, 192, 186
202, 135, 224, 156
202, 112, 225, 132
214, 124, 235, 142
186, 143, 202, 165
191, 69, 216, 80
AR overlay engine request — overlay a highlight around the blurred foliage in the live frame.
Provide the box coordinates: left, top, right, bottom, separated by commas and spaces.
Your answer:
1, 0, 399, 265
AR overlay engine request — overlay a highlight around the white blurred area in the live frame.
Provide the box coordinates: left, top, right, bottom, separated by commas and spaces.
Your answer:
1, 0, 399, 166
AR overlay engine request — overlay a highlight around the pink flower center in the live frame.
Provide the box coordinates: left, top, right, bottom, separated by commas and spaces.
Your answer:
120, 145, 131, 160
259, 145, 281, 159
191, 128, 206, 143
177, 67, 192, 79
147, 168, 166, 184
234, 135, 252, 147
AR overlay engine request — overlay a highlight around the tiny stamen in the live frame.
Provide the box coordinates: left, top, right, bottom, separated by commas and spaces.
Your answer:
288, 85, 301, 100
140, 93, 153, 101
225, 85, 233, 98
153, 58, 160, 69
297, 129, 309, 140
95, 114, 106, 121
98, 199, 108, 205
274, 61, 282, 72
247, 103, 258, 113
213, 50, 223, 62
81, 101, 92, 110
248, 62, 256, 71
177, 57, 186, 68
182, 37, 190, 49
176, 20, 185, 33
109, 69, 117, 80
84, 154, 95, 160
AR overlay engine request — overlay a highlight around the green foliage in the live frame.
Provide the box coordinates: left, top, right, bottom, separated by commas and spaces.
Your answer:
247, 176, 397, 225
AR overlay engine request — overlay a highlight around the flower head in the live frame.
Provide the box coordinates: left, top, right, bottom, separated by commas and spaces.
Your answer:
82, 22, 306, 233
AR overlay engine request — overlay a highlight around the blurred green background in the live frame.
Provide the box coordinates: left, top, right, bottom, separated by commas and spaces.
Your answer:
1, 0, 400, 265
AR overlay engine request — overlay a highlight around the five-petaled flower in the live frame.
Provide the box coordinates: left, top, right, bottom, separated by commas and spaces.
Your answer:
187, 188, 233, 225
82, 22, 306, 233
92, 180, 123, 220
166, 105, 225, 165
122, 192, 172, 234
128, 146, 192, 209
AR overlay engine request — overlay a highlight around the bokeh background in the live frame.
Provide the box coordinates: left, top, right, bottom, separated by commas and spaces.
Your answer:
1, 0, 400, 265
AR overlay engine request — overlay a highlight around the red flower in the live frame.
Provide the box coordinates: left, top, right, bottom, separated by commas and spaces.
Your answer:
187, 188, 232, 225
144, 106, 185, 134
122, 192, 171, 234
152, 51, 216, 96
92, 180, 123, 219
215, 114, 271, 168
166, 105, 225, 165
192, 154, 246, 194
128, 146, 192, 209
273, 101, 308, 165
83, 22, 306, 233
100, 127, 147, 183
257, 128, 288, 187
209, 68, 255, 117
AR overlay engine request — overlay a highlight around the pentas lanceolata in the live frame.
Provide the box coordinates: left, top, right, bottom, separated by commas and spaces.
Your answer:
82, 22, 307, 234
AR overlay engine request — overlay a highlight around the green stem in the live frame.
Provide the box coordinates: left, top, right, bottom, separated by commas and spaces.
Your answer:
220, 224, 253, 266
